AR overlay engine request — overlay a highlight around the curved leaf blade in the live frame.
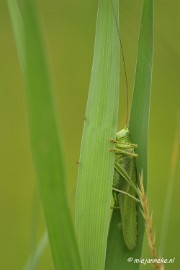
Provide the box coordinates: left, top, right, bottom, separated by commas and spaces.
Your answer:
106, 0, 153, 269
75, 0, 120, 269
7, 1, 82, 269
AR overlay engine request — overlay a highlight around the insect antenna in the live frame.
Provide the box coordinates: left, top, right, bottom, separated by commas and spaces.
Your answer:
111, 1, 129, 127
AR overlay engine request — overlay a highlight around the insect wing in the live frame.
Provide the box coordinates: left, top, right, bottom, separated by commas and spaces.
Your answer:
115, 155, 137, 250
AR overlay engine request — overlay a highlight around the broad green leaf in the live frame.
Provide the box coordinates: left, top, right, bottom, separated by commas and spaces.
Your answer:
75, 0, 120, 269
106, 0, 153, 269
7, 1, 82, 269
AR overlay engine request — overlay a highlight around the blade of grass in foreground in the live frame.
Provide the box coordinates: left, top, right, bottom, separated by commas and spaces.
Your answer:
7, 1, 82, 269
105, 0, 153, 269
75, 0, 120, 269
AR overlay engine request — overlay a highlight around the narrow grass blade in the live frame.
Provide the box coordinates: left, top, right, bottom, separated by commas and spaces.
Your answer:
106, 0, 153, 269
24, 231, 48, 270
24, 190, 46, 270
159, 113, 180, 254
7, 1, 82, 269
75, 0, 120, 269
6, 0, 25, 68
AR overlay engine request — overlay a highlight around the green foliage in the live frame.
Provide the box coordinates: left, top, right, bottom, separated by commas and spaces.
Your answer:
75, 0, 120, 269
24, 231, 48, 270
8, 0, 153, 269
106, 0, 153, 269
7, 1, 82, 269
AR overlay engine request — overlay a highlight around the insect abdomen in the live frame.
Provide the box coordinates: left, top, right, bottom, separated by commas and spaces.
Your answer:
112, 130, 138, 250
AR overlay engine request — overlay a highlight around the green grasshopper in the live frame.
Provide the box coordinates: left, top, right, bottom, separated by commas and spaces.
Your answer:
109, 1, 140, 251
110, 127, 138, 250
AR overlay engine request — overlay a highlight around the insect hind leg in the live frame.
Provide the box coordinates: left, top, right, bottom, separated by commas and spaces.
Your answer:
109, 147, 138, 157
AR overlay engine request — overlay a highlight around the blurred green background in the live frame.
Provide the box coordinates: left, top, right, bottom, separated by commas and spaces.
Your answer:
0, 0, 180, 269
